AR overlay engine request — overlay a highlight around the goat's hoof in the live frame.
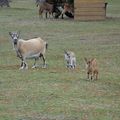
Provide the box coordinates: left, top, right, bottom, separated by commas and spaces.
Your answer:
19, 66, 28, 70
19, 67, 24, 70
42, 66, 47, 69
25, 67, 28, 70
42, 64, 47, 68
32, 66, 36, 69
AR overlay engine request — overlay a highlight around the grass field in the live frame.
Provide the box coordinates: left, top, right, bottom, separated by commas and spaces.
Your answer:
0, 0, 120, 120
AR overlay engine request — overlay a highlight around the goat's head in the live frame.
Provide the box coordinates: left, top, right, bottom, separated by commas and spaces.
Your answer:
9, 31, 20, 45
84, 58, 94, 68
64, 51, 70, 58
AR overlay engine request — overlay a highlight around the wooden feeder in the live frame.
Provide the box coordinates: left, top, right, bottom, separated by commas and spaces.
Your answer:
74, 0, 107, 21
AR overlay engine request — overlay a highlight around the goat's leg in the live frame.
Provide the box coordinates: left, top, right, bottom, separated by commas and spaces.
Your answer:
42, 56, 47, 68
39, 8, 43, 19
91, 73, 93, 80
45, 12, 47, 18
73, 60, 76, 69
61, 10, 65, 19
95, 73, 98, 80
87, 72, 90, 80
66, 61, 69, 68
40, 54, 47, 68
18, 56, 24, 69
20, 60, 24, 67
19, 58, 28, 70
71, 59, 76, 69
24, 61, 28, 69
61, 14, 64, 19
92, 72, 95, 80
69, 59, 72, 68
32, 58, 39, 68
39, 9, 41, 18
19, 61, 25, 70
22, 60, 28, 69
91, 75, 93, 80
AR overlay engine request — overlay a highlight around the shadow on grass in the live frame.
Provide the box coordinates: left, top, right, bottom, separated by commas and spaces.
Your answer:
11, 7, 32, 11
106, 16, 120, 21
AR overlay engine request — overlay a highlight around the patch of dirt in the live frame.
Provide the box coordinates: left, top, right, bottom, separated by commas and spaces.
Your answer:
0, 37, 8, 44
0, 64, 19, 70
0, 98, 11, 104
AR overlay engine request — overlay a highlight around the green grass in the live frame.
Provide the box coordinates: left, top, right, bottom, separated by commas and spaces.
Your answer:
0, 0, 120, 120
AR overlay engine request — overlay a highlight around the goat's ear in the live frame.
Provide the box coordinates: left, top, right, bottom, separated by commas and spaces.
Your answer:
18, 31, 20, 35
91, 58, 95, 62
84, 57, 88, 63
64, 50, 67, 54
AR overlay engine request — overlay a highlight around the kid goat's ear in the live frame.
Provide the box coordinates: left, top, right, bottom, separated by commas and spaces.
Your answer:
64, 50, 67, 54
64, 50, 69, 56
9, 32, 12, 36
91, 58, 95, 62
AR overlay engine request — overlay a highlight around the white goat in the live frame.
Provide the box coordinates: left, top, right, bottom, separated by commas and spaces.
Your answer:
64, 51, 76, 69
9, 32, 48, 69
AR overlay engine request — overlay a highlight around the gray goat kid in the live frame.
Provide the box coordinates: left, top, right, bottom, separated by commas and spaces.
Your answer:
9, 31, 48, 69
64, 51, 76, 69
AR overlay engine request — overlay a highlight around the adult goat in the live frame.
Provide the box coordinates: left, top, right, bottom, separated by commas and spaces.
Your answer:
9, 31, 48, 69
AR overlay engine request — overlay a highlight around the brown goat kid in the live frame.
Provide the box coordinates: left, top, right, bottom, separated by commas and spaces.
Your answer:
84, 58, 99, 80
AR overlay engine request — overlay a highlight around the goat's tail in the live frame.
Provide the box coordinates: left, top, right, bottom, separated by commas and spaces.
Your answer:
46, 42, 48, 50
